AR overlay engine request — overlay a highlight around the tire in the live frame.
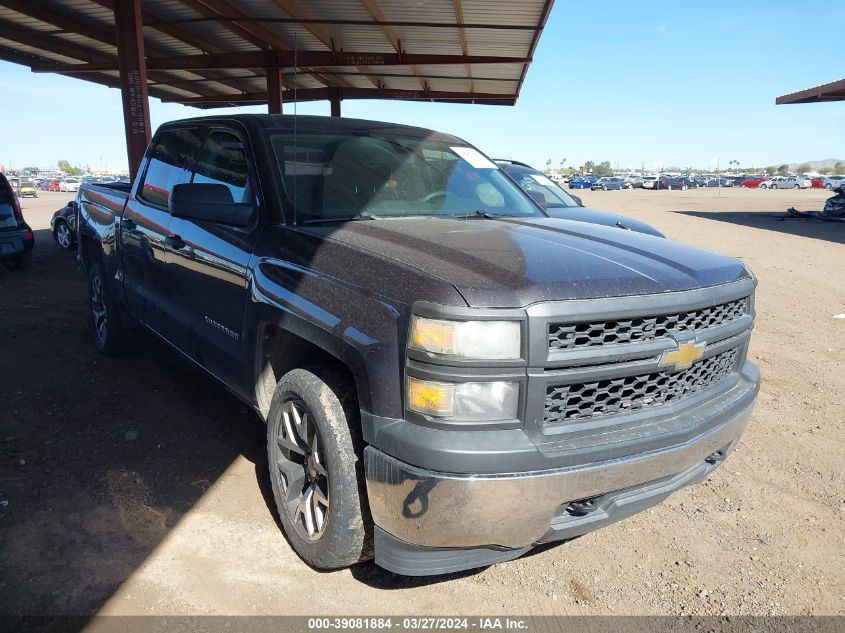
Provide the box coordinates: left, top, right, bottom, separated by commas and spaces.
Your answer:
267, 366, 372, 570
54, 220, 74, 250
681, 184, 688, 191
2, 250, 32, 271
793, 184, 800, 189
601, 185, 607, 191
760, 184, 768, 189
825, 184, 833, 190
88, 262, 139, 355
771, 184, 778, 190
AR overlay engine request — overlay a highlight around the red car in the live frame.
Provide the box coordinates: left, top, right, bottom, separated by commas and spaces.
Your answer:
811, 177, 825, 189
47, 179, 60, 192
740, 176, 767, 188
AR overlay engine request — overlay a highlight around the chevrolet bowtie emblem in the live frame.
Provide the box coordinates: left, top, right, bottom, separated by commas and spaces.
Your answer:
659, 341, 706, 371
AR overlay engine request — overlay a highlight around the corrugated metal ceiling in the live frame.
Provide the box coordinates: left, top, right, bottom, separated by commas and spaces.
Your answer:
0, 0, 554, 107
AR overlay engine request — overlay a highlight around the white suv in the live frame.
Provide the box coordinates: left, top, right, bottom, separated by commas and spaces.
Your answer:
59, 177, 81, 192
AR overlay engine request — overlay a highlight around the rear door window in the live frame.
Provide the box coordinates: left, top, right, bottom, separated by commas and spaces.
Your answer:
139, 128, 202, 208
191, 131, 252, 204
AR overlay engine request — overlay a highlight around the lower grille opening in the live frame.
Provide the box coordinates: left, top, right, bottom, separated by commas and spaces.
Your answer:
544, 346, 741, 424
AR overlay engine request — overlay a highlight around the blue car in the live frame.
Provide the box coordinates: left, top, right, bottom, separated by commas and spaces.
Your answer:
569, 175, 598, 189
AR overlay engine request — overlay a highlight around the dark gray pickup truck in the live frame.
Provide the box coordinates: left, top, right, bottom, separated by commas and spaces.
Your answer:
77, 114, 759, 576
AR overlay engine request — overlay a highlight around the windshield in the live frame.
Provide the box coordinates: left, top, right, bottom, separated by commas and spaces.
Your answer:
502, 165, 580, 208
269, 132, 542, 222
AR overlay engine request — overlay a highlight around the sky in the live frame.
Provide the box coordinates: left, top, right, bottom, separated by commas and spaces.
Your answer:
0, 0, 843, 173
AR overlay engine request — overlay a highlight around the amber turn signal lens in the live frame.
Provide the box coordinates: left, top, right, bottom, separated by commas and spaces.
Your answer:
407, 377, 455, 416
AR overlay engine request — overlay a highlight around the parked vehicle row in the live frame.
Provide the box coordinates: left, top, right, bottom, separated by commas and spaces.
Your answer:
33, 175, 131, 192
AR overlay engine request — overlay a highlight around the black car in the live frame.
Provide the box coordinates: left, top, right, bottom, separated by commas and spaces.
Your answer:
496, 160, 664, 237
0, 172, 34, 270
655, 176, 694, 190
51, 199, 78, 251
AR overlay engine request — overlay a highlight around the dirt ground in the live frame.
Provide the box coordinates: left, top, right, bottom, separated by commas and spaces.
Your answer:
1, 188, 842, 618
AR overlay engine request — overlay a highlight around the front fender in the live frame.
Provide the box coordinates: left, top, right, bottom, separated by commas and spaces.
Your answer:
247, 257, 410, 419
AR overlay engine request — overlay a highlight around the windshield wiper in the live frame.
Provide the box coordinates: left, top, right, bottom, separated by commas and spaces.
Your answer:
451, 210, 501, 220
301, 212, 380, 225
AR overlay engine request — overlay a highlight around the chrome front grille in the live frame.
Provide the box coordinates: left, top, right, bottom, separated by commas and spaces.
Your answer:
543, 346, 741, 425
548, 297, 748, 351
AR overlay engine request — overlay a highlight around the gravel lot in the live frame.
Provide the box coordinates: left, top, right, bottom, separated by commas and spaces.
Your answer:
1, 188, 842, 617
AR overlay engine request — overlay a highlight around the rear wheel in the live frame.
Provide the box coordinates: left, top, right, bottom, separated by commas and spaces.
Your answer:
793, 184, 800, 189
825, 183, 833, 190
88, 263, 139, 355
267, 367, 372, 570
760, 184, 768, 189
2, 251, 32, 271
771, 184, 778, 190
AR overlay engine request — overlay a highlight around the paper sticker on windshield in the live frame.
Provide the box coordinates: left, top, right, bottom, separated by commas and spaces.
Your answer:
531, 174, 556, 187
451, 146, 497, 169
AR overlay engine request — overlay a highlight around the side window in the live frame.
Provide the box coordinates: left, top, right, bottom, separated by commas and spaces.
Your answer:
192, 131, 252, 204
139, 128, 201, 208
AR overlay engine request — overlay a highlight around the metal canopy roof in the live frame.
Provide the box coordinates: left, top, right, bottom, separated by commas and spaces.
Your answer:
0, 0, 554, 108
776, 78, 845, 105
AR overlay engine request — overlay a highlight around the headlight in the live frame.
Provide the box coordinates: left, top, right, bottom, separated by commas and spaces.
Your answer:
409, 316, 521, 360
407, 377, 519, 421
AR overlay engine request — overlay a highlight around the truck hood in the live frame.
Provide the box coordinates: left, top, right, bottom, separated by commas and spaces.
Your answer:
303, 216, 749, 308
545, 205, 665, 237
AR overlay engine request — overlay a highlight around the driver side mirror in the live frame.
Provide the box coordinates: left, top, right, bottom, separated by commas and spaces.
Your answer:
527, 190, 547, 211
169, 183, 253, 227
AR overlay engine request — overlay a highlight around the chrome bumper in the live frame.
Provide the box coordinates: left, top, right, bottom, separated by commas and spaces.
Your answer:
365, 401, 754, 549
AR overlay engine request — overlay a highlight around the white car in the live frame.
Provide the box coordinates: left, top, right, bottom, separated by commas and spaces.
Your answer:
822, 175, 845, 191
59, 177, 81, 192
761, 176, 809, 190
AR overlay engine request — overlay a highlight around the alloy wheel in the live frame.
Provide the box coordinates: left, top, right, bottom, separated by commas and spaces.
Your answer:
274, 398, 330, 541
91, 275, 108, 345
57, 223, 72, 249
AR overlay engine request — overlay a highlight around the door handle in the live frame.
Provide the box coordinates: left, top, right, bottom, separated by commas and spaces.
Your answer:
164, 234, 185, 250
122, 218, 137, 231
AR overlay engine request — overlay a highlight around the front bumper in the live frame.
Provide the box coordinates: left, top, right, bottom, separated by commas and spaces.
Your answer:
365, 370, 757, 574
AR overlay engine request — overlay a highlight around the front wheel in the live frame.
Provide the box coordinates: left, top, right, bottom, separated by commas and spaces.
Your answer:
793, 184, 800, 189
54, 220, 74, 250
825, 184, 833, 190
267, 367, 372, 570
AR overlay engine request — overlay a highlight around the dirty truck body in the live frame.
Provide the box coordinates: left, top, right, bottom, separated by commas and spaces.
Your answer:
77, 115, 759, 576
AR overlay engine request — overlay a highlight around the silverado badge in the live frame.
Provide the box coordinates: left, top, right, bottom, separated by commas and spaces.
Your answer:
659, 341, 706, 371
